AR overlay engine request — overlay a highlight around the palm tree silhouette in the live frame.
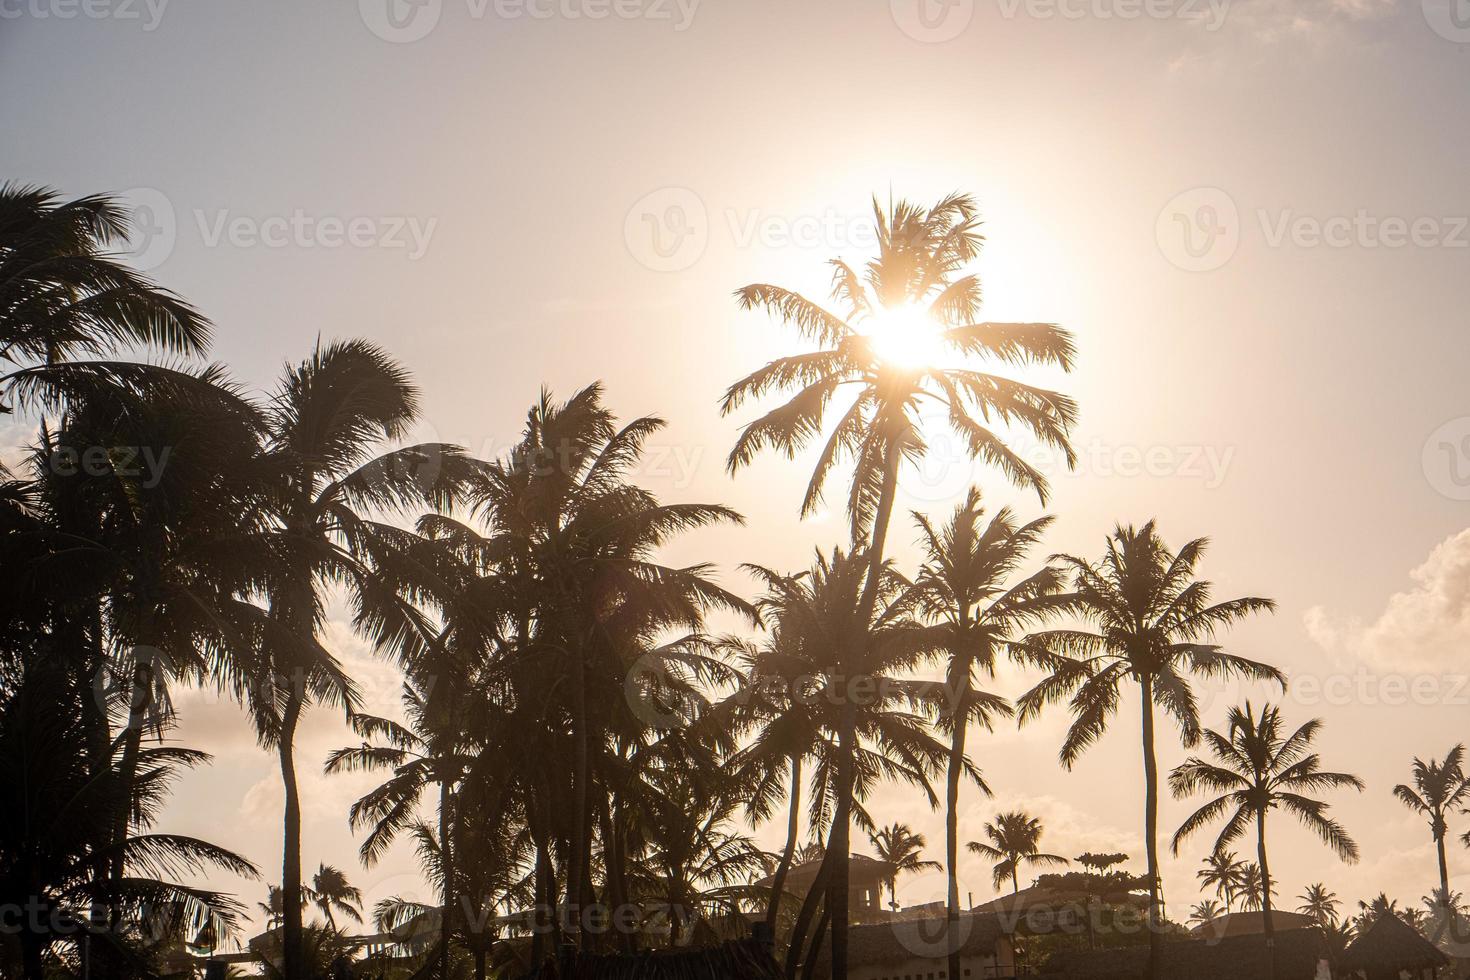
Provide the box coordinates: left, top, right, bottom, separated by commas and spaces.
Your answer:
232, 339, 477, 978
738, 547, 954, 975
1018, 521, 1279, 980
1297, 883, 1340, 925
968, 811, 1070, 894
307, 865, 363, 933
724, 191, 1077, 980
1198, 850, 1248, 911
1188, 900, 1224, 927
0, 184, 209, 413
909, 488, 1061, 974
1393, 744, 1468, 900
1170, 702, 1363, 961
1237, 863, 1271, 912
869, 823, 941, 910
459, 383, 753, 949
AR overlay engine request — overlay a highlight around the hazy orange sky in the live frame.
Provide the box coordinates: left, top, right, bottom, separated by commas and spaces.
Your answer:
4, 0, 1470, 943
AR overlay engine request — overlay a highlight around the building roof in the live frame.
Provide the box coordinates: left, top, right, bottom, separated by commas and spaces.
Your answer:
516, 939, 782, 980
1189, 911, 1318, 940
1042, 926, 1327, 980
1339, 914, 1450, 973
822, 912, 1009, 969
756, 853, 895, 888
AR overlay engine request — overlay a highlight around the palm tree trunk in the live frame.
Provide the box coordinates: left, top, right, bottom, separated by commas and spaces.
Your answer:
785, 846, 834, 979
828, 448, 903, 980
111, 651, 156, 882
766, 757, 804, 929
945, 674, 970, 980
800, 904, 833, 980
1139, 678, 1163, 980
279, 689, 306, 980
1436, 825, 1450, 899
1012, 863, 1020, 895
440, 779, 454, 980
565, 640, 589, 949
1257, 810, 1276, 980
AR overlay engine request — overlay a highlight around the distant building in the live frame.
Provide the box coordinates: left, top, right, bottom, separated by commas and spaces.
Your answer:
1043, 926, 1330, 980
819, 912, 1020, 980
1339, 914, 1451, 980
757, 853, 895, 923
1189, 910, 1319, 941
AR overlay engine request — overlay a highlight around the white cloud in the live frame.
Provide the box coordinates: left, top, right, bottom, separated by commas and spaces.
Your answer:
1305, 527, 1470, 672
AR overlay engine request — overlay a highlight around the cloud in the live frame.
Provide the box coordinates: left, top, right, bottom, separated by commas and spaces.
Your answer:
1305, 528, 1470, 672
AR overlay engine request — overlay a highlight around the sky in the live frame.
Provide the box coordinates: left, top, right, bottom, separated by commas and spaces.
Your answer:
4, 0, 1470, 947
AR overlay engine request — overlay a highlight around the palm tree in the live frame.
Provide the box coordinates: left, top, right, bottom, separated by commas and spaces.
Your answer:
868, 823, 941, 910
967, 811, 1070, 894
1393, 745, 1469, 899
0, 655, 256, 979
724, 191, 1077, 979
1188, 900, 1224, 927
1170, 702, 1364, 958
0, 184, 209, 412
1198, 851, 1248, 911
1017, 521, 1280, 980
909, 490, 1061, 978
1297, 883, 1340, 925
1238, 863, 1268, 912
461, 383, 753, 948
230, 339, 476, 979
740, 548, 955, 975
258, 885, 297, 930
307, 865, 364, 933
1356, 893, 1401, 932
723, 634, 834, 931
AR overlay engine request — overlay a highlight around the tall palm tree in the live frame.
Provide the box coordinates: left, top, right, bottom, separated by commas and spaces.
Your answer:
967, 811, 1069, 894
462, 383, 753, 948
1170, 703, 1363, 960
724, 191, 1077, 978
230, 339, 476, 979
0, 184, 209, 412
1017, 521, 1280, 980
307, 865, 364, 934
909, 489, 1061, 979
740, 548, 955, 976
1392, 745, 1468, 900
1297, 883, 1340, 925
1197, 851, 1248, 911
868, 823, 941, 910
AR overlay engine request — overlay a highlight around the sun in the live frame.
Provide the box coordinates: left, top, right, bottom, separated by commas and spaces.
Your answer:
862, 303, 945, 372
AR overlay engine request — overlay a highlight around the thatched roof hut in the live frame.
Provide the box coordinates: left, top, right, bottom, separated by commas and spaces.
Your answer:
1339, 914, 1450, 980
1042, 926, 1328, 980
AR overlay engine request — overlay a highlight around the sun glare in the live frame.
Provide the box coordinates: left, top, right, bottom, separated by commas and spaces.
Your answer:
863, 303, 946, 372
